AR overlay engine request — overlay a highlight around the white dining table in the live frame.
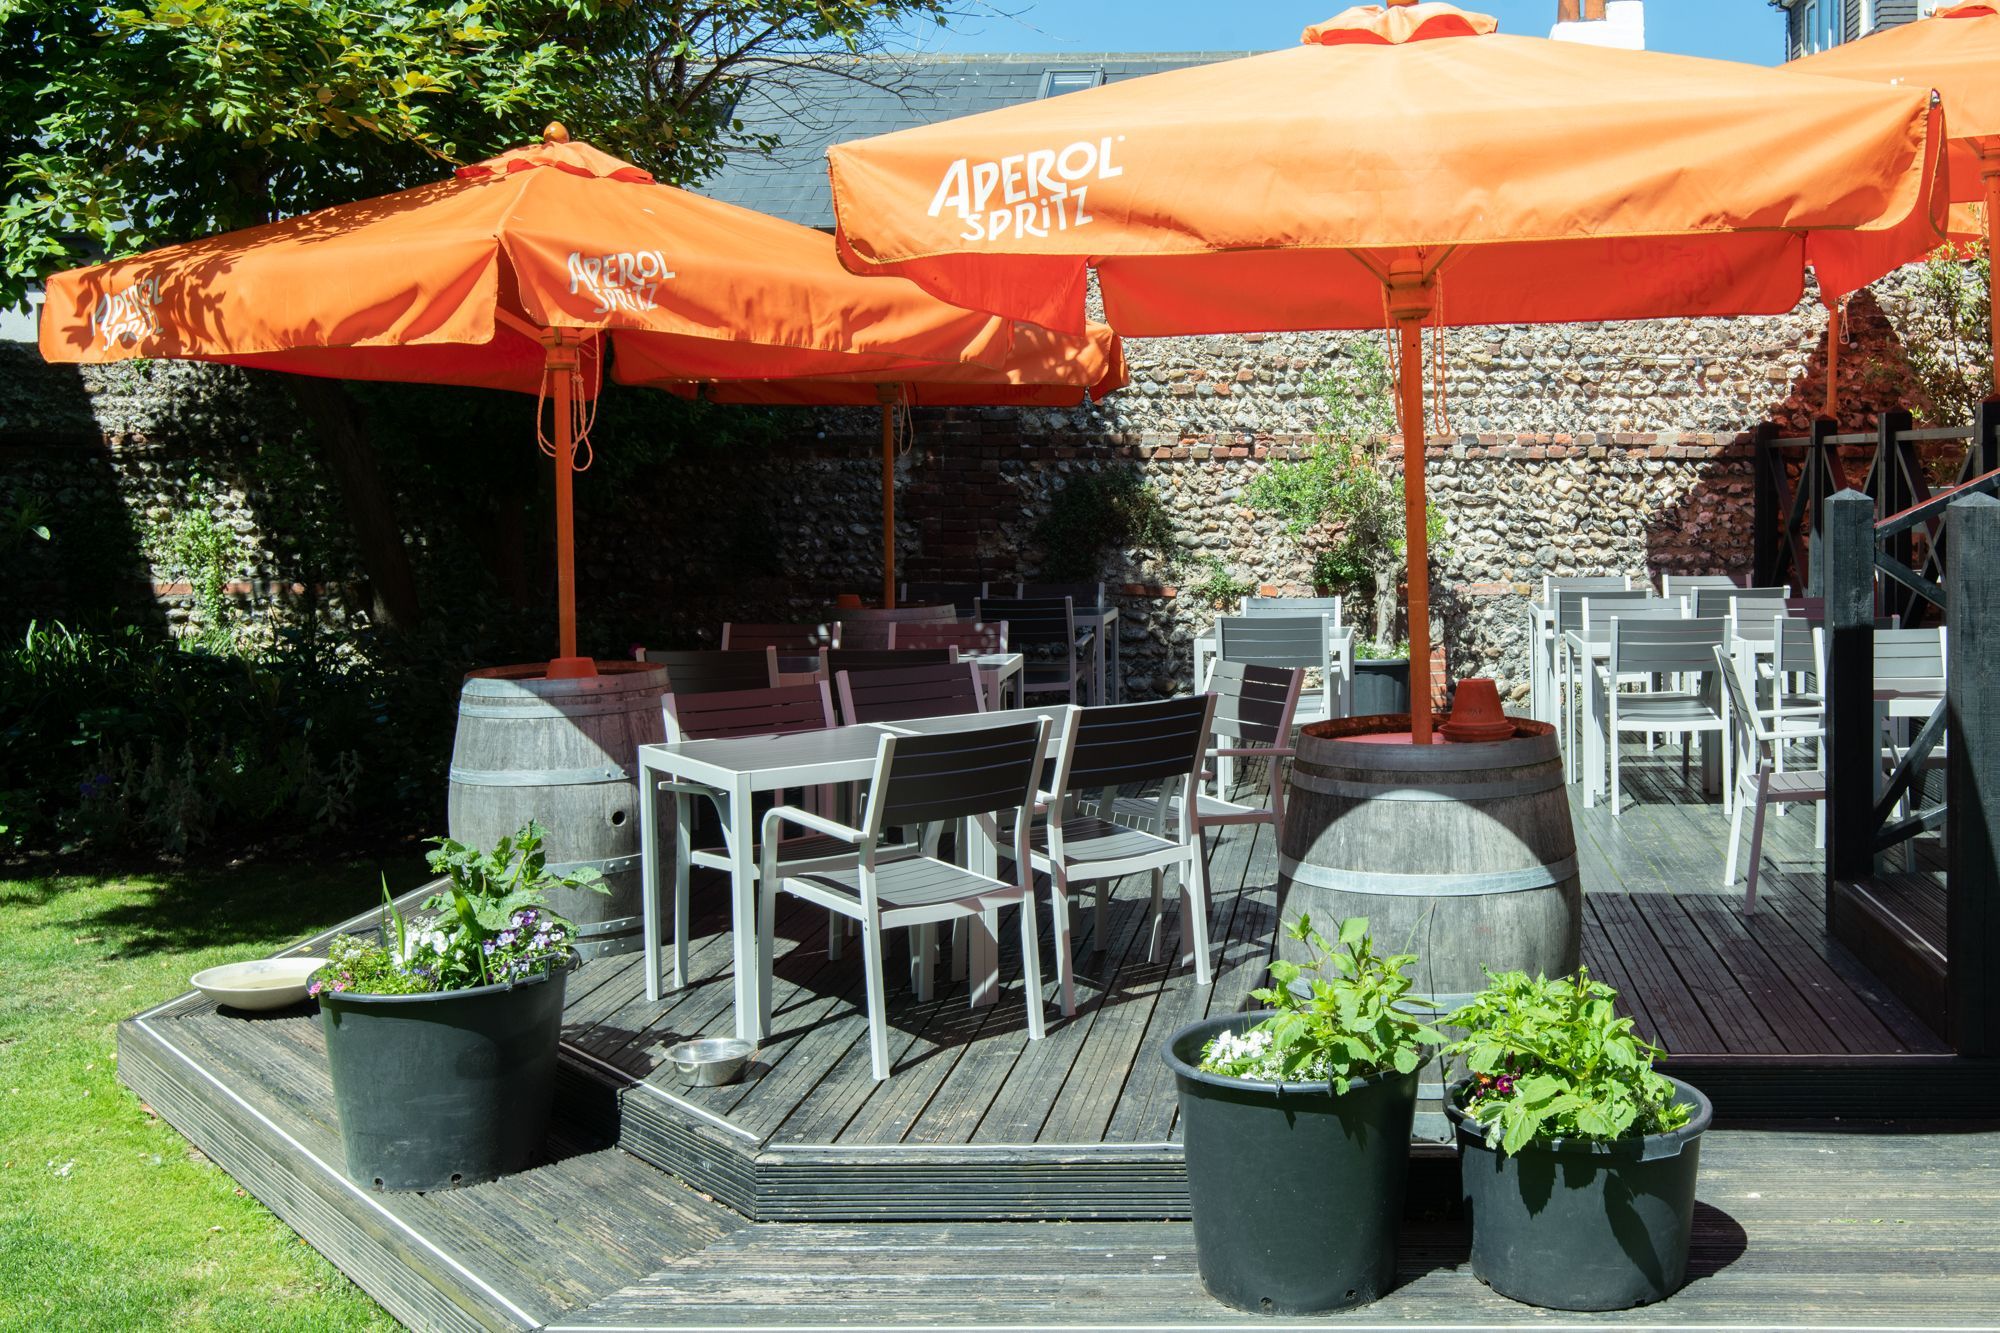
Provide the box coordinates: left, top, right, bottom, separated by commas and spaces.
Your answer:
636, 705, 1072, 1041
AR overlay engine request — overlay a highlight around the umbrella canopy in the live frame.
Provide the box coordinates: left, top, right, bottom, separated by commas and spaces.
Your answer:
1790, 1, 2000, 396
827, 0, 1950, 740
630, 323, 1128, 606
39, 127, 1018, 675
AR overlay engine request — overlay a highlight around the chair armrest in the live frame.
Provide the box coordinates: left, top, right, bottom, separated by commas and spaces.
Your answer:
759, 805, 867, 846
1209, 745, 1297, 760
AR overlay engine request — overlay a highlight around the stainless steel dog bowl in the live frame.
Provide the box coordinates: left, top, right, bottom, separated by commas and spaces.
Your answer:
664, 1037, 755, 1086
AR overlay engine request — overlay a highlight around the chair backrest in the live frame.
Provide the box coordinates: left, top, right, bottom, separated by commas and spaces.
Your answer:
835, 606, 957, 650
1726, 593, 1797, 643
864, 718, 1050, 835
900, 582, 983, 617
1659, 573, 1741, 597
890, 620, 1008, 653
1206, 660, 1304, 751
1049, 694, 1218, 799
1691, 585, 1790, 620
1579, 596, 1683, 635
662, 681, 835, 743
721, 621, 838, 652
1212, 614, 1330, 674
1543, 574, 1631, 606
836, 661, 987, 726
637, 647, 777, 695
1018, 581, 1106, 608
1773, 616, 1823, 689
1874, 627, 1946, 687
822, 647, 956, 679
1713, 645, 1770, 772
976, 596, 1076, 653
841, 604, 958, 623
1243, 595, 1343, 626
1557, 587, 1654, 635
1609, 616, 1727, 676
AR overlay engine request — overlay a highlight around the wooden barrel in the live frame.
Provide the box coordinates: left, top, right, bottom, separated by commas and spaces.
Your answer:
1276, 714, 1582, 1140
448, 662, 667, 959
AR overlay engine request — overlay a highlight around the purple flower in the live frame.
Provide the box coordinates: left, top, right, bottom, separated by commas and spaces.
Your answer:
1493, 1075, 1515, 1096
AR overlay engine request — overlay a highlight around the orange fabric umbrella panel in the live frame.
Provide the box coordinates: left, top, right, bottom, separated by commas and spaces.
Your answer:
827, 0, 1951, 740
39, 128, 1018, 675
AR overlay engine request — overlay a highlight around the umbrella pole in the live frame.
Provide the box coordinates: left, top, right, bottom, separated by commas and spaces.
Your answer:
1986, 152, 2000, 392
880, 393, 898, 609
1388, 261, 1437, 744
1825, 300, 1841, 420
544, 330, 594, 679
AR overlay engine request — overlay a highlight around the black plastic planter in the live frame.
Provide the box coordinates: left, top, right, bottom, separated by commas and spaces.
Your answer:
1351, 658, 1412, 715
1446, 1075, 1714, 1311
320, 965, 570, 1192
1164, 1012, 1418, 1315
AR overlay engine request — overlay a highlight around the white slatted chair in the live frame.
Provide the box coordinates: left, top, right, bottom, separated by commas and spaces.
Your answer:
1715, 646, 1826, 913
1243, 594, 1342, 624
756, 717, 1056, 1081
1556, 588, 1660, 778
1658, 573, 1740, 598
1028, 695, 1219, 1014
1598, 616, 1731, 816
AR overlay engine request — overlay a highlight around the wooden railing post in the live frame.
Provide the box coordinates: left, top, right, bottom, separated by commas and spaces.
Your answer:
1978, 398, 2000, 479
1824, 489, 1878, 886
1752, 422, 1780, 588
1876, 408, 1916, 625
1806, 417, 1839, 597
1946, 491, 2000, 1056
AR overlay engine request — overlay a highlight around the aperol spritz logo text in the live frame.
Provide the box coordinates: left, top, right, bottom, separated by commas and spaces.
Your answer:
92, 277, 164, 348
926, 137, 1125, 243
566, 249, 675, 316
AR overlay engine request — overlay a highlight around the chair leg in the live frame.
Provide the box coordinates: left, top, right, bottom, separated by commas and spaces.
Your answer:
1093, 881, 1110, 951
1146, 869, 1166, 965
861, 917, 891, 1081
1182, 844, 1214, 986
1608, 706, 1622, 818
911, 922, 936, 1003
1724, 778, 1747, 886
1017, 893, 1048, 1041
755, 878, 780, 1040
951, 916, 969, 982
1050, 868, 1078, 1017
827, 911, 844, 960
1744, 776, 1771, 916
671, 794, 693, 990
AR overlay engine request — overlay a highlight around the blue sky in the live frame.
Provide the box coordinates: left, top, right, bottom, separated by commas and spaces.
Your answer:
910, 2, 1781, 67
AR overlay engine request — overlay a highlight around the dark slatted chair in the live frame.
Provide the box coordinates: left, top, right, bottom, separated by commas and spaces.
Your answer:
836, 661, 987, 726
977, 595, 1085, 704
1028, 694, 1218, 1014
756, 717, 1056, 1080
636, 647, 777, 695
900, 582, 984, 617
834, 605, 959, 650
821, 647, 956, 681
720, 621, 839, 653
653, 682, 866, 989
890, 620, 1009, 654
1018, 580, 1106, 608
1213, 613, 1340, 723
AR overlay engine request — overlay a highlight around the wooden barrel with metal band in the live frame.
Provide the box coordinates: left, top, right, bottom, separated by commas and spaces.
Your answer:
1277, 714, 1583, 1139
448, 662, 668, 959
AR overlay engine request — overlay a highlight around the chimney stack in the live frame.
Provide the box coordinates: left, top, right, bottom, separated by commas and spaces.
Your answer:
1552, 0, 1643, 49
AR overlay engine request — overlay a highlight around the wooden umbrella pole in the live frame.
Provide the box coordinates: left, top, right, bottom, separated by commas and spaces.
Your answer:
879, 391, 899, 609
1387, 258, 1437, 744
1825, 299, 1841, 419
1985, 150, 2000, 389
544, 330, 594, 679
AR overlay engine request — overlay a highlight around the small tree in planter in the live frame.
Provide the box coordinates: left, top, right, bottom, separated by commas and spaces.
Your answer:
312, 821, 605, 1191
1163, 916, 1441, 1315
1443, 968, 1713, 1311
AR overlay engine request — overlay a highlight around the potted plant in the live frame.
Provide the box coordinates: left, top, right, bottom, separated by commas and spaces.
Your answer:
1349, 633, 1413, 716
311, 821, 605, 1192
1443, 968, 1713, 1311
1163, 916, 1441, 1315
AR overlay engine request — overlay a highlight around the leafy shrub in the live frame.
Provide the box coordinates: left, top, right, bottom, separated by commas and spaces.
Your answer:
1183, 554, 1255, 606
1199, 915, 1441, 1093
1445, 967, 1691, 1154
1032, 466, 1177, 581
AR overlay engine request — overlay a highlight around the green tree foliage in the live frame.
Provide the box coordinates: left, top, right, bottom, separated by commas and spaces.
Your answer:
1902, 248, 1993, 430
1031, 465, 1177, 581
2, 0, 962, 305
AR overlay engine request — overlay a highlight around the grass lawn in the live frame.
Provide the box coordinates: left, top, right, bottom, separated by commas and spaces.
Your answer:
0, 858, 400, 1331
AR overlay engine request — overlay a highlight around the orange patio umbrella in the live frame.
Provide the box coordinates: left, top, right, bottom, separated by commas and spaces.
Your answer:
1791, 1, 2000, 412
826, 0, 1949, 741
38, 126, 1019, 677
624, 322, 1127, 607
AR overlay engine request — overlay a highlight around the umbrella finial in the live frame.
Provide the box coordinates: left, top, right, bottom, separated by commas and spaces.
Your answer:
543, 121, 571, 145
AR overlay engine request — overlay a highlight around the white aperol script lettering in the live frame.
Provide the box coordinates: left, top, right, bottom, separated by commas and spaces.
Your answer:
91, 277, 165, 349
565, 249, 676, 317
925, 136, 1125, 243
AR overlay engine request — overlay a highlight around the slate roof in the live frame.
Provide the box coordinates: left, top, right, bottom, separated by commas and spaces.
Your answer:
702, 52, 1244, 229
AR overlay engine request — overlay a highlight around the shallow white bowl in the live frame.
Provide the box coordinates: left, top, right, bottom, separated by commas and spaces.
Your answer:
191, 956, 327, 1011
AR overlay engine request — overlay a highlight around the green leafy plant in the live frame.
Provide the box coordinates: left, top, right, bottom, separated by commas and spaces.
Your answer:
1904, 248, 1993, 429
1445, 967, 1692, 1155
1031, 466, 1178, 581
1183, 554, 1255, 607
1353, 635, 1412, 661
148, 475, 244, 647
1199, 915, 1442, 1094
1243, 339, 1447, 648
310, 822, 605, 996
